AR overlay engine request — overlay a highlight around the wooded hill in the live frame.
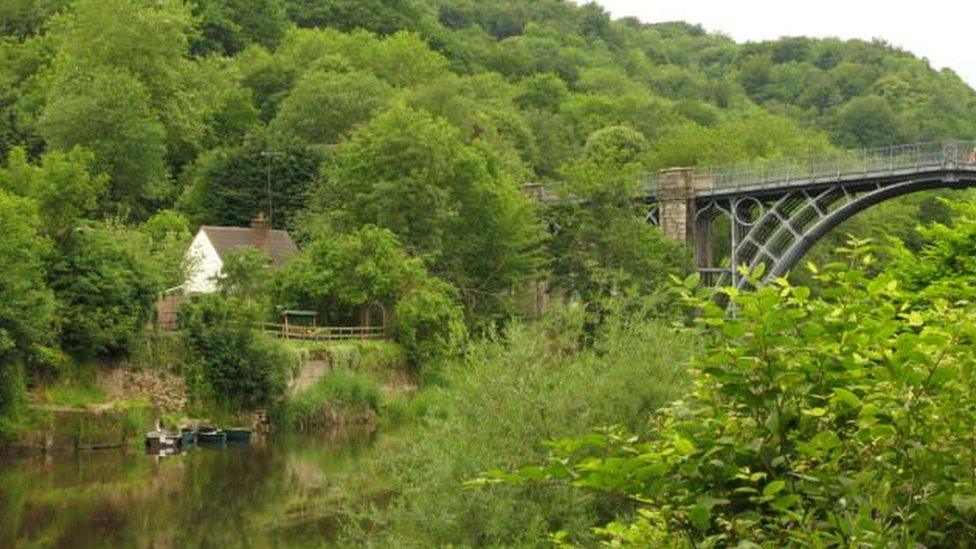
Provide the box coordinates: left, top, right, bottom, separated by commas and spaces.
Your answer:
1, 0, 975, 417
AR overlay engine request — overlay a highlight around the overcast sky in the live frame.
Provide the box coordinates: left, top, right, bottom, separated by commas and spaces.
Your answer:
596, 0, 976, 88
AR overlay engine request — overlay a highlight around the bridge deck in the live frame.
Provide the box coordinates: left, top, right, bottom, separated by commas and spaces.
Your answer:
646, 141, 976, 200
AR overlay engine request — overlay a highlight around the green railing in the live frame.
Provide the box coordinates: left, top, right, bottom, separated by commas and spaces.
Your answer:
646, 140, 976, 195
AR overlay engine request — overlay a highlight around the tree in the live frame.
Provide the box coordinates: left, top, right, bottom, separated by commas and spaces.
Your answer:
37, 69, 168, 215
39, 0, 254, 213
270, 69, 393, 144
392, 280, 465, 365
276, 225, 419, 321
547, 126, 688, 308
314, 104, 544, 321
0, 0, 71, 38
272, 29, 449, 88
218, 246, 273, 306
282, 0, 426, 35
44, 0, 197, 148
0, 34, 51, 161
648, 110, 833, 170
515, 73, 569, 111
275, 224, 466, 363
0, 147, 107, 241
139, 209, 193, 290
190, 0, 289, 55
179, 136, 323, 230
0, 190, 54, 416
179, 293, 294, 410
892, 199, 976, 301
830, 95, 903, 147
49, 223, 161, 357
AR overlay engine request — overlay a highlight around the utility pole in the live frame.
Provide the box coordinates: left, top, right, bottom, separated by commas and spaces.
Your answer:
260, 150, 284, 228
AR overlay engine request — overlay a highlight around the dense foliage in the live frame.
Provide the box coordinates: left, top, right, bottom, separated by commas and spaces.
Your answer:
547, 125, 688, 309
490, 218, 976, 545
179, 293, 296, 410
0, 0, 971, 368
275, 225, 466, 364
1, 0, 976, 545
0, 191, 53, 416
340, 303, 695, 545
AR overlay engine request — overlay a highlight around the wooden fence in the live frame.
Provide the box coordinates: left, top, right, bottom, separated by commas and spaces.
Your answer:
262, 323, 387, 341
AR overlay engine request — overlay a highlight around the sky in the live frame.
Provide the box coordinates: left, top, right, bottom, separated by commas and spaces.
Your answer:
596, 0, 976, 88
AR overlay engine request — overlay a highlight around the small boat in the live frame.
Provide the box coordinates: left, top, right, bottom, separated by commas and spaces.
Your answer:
178, 428, 197, 448
145, 430, 179, 452
225, 428, 252, 443
197, 426, 227, 445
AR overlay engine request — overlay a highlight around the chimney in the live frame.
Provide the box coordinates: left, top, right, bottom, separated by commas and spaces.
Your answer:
250, 212, 267, 230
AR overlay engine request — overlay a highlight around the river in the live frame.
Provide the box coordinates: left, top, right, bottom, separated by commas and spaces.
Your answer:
0, 430, 388, 547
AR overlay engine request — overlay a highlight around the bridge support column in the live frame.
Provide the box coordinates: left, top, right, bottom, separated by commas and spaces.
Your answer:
658, 168, 694, 243
657, 168, 711, 270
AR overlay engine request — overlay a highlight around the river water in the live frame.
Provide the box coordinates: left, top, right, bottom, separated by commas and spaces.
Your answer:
0, 430, 386, 547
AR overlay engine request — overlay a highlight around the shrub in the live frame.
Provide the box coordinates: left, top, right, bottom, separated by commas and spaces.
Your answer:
0, 190, 54, 416
393, 281, 466, 366
494, 253, 976, 546
49, 223, 161, 358
179, 294, 296, 410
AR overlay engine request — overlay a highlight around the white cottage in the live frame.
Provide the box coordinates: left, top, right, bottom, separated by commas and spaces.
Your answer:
184, 214, 299, 294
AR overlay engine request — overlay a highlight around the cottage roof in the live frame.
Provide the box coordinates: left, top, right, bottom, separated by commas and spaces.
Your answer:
199, 226, 299, 266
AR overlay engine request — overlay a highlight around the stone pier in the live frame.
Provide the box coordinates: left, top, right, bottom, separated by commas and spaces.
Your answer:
657, 168, 694, 243
657, 167, 712, 270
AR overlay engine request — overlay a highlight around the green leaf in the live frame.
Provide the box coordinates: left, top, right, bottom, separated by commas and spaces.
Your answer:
952, 494, 976, 512
763, 480, 787, 497
829, 389, 861, 409
801, 407, 827, 418
673, 436, 696, 456
695, 495, 730, 510
771, 494, 801, 511
792, 286, 811, 300
688, 504, 711, 530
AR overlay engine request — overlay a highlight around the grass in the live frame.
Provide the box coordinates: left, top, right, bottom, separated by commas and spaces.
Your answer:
335, 303, 697, 546
285, 340, 408, 373
44, 384, 107, 408
380, 389, 444, 425
275, 368, 383, 430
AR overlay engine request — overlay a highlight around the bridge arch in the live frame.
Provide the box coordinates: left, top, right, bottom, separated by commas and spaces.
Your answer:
762, 176, 976, 281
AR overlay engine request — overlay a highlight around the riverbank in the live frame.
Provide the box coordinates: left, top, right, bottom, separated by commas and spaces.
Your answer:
0, 339, 416, 456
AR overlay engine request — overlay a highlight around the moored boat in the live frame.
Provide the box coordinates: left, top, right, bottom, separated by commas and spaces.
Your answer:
145, 430, 179, 452
179, 428, 197, 448
225, 428, 251, 443
197, 426, 227, 445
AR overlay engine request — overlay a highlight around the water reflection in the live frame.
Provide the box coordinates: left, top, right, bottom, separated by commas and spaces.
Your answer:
0, 430, 380, 548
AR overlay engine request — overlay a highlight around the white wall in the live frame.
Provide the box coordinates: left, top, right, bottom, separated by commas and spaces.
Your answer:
184, 230, 223, 294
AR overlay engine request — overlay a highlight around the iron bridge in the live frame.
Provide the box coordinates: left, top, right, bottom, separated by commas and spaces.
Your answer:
644, 141, 976, 287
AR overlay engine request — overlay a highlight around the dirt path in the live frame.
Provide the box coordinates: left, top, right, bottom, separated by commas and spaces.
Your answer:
290, 359, 330, 393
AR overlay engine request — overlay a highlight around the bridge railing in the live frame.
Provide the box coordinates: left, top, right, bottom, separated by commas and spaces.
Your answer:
646, 140, 976, 195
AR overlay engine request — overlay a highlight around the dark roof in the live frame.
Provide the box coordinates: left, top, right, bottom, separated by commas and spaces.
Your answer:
200, 226, 299, 267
